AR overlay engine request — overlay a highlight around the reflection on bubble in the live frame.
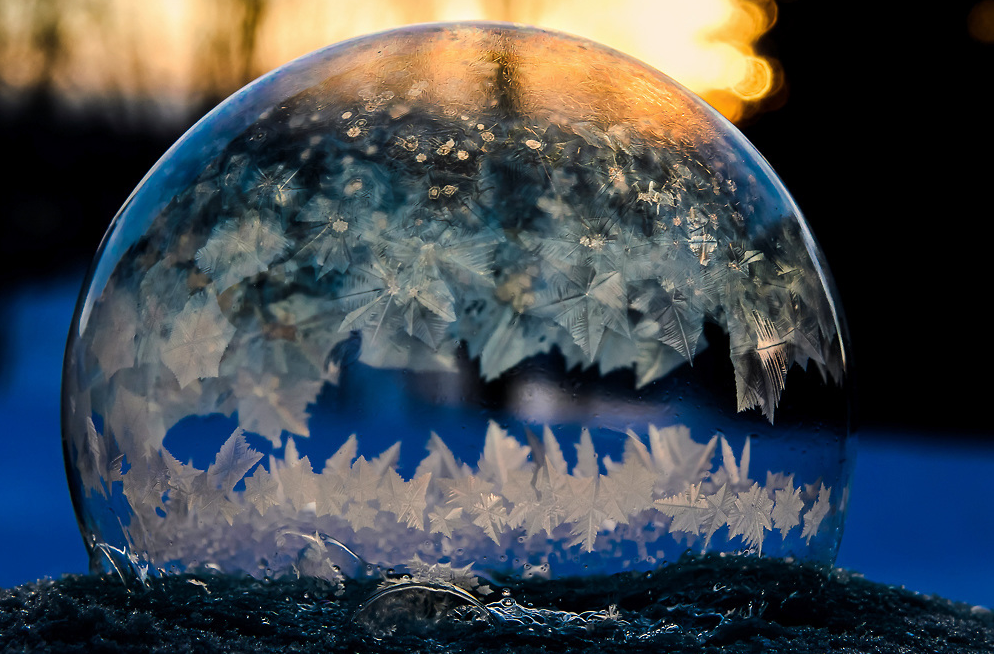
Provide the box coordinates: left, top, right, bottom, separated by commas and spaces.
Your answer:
62, 23, 853, 609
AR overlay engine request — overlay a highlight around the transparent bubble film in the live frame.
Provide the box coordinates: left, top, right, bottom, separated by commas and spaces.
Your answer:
62, 23, 853, 597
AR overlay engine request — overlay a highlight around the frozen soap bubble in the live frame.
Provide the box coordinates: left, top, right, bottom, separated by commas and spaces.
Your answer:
62, 23, 853, 598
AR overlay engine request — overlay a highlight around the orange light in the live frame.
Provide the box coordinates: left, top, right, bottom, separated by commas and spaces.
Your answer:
0, 0, 780, 124
969, 0, 994, 43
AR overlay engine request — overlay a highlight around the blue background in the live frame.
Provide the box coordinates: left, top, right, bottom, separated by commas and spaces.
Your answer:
1, 275, 992, 607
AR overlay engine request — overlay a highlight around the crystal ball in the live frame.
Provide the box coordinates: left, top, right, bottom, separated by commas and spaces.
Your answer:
62, 23, 853, 594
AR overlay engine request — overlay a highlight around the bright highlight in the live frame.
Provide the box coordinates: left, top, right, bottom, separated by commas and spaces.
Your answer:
0, 0, 779, 123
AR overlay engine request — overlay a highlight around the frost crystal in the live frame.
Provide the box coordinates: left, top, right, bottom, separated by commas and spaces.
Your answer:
90, 416, 834, 576
161, 291, 236, 388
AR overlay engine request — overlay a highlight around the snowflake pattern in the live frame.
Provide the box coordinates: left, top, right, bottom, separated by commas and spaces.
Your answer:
89, 416, 836, 582
81, 80, 842, 419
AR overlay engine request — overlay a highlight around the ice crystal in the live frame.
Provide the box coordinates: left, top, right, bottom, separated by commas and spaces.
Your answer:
656, 483, 708, 538
599, 457, 655, 521
701, 484, 737, 548
564, 475, 608, 552
195, 209, 290, 292
242, 465, 281, 515
728, 483, 774, 553
801, 484, 833, 545
206, 429, 263, 493
160, 291, 237, 388
772, 479, 804, 538
380, 470, 432, 531
478, 421, 531, 485
89, 289, 138, 378
293, 195, 359, 276
231, 371, 321, 446
530, 270, 629, 360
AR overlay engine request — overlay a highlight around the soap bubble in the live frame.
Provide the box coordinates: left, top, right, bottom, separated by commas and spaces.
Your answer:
62, 23, 853, 597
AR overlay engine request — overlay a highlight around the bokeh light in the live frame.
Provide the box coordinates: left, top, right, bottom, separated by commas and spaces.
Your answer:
968, 0, 994, 43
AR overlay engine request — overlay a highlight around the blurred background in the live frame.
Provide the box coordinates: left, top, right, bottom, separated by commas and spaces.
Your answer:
1, 0, 992, 605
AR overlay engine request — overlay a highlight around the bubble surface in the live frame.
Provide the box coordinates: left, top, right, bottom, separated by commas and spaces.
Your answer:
62, 23, 853, 596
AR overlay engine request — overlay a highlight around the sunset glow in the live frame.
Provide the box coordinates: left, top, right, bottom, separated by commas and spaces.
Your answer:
0, 0, 779, 123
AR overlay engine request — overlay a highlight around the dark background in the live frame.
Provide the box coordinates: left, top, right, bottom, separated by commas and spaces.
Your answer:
745, 2, 994, 439
1, 1, 992, 604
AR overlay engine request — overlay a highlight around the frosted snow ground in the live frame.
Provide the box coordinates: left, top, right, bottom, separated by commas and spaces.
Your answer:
4, 555, 993, 652
0, 276, 991, 609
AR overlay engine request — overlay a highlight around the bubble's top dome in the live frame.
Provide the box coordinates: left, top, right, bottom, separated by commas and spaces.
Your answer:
63, 23, 852, 589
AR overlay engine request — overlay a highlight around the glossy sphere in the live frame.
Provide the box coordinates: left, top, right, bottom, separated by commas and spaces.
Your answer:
62, 23, 853, 592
